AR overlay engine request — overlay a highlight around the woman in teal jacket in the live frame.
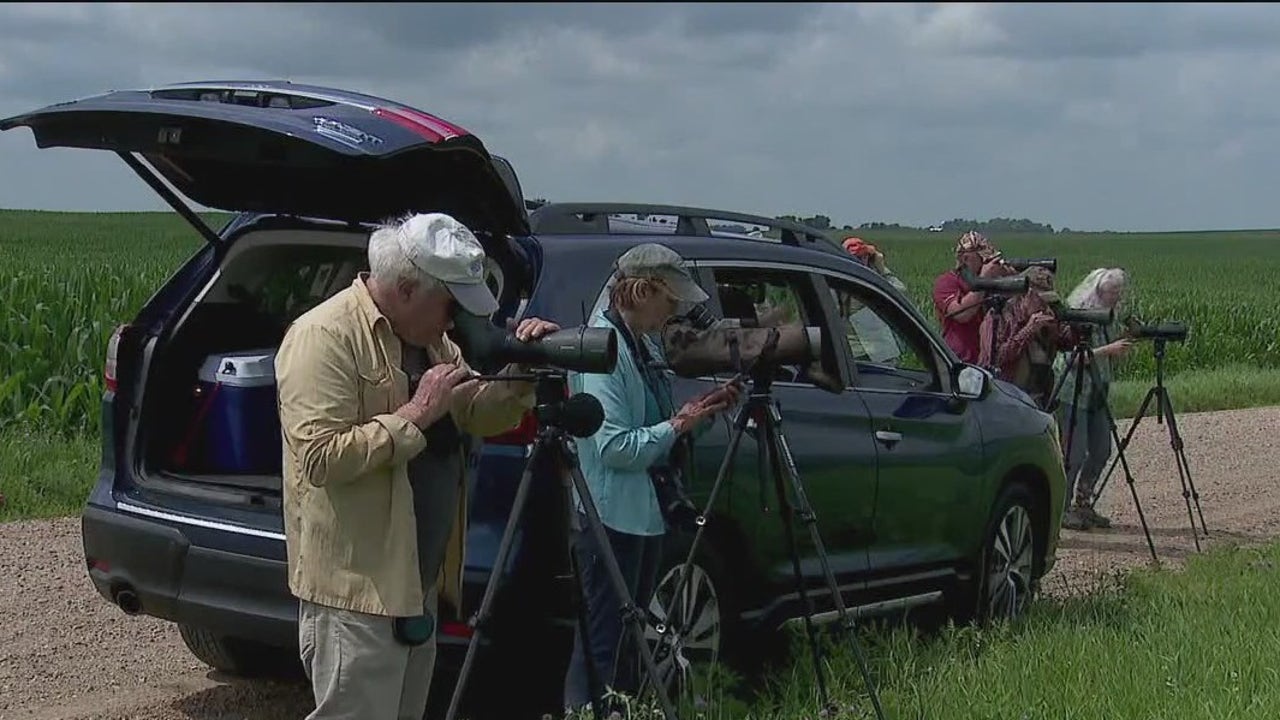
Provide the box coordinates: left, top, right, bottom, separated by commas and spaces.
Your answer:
563, 243, 739, 713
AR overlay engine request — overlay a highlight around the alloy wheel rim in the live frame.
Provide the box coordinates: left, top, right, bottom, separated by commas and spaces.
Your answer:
643, 562, 721, 698
987, 504, 1034, 620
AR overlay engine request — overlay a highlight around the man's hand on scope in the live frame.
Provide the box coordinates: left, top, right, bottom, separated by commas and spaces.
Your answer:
397, 364, 477, 429
512, 317, 560, 342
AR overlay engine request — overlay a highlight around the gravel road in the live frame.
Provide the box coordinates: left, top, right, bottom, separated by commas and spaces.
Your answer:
3, 406, 1278, 720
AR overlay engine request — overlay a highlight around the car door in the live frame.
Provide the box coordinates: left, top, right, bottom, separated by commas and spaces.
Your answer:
823, 273, 986, 575
693, 262, 878, 607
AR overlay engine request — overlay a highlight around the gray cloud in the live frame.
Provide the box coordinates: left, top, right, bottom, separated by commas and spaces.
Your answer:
1, 2, 1277, 231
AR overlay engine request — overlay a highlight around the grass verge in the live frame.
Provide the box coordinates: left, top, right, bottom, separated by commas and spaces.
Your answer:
0, 428, 98, 522
573, 540, 1280, 719
1109, 364, 1280, 419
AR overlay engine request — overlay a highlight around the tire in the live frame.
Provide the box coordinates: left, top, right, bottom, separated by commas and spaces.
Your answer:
637, 535, 736, 705
178, 623, 302, 679
956, 482, 1043, 625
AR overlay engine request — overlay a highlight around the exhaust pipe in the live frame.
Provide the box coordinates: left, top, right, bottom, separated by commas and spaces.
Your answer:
114, 586, 142, 616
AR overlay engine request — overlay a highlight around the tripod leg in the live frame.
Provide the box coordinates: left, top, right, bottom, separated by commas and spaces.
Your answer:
567, 548, 607, 720
764, 414, 834, 714
563, 437, 681, 720
1158, 386, 1209, 545
445, 439, 545, 720
562, 469, 607, 719
644, 401, 751, 702
1045, 345, 1078, 414
764, 404, 887, 720
1096, 397, 1160, 565
1059, 349, 1089, 509
1088, 386, 1156, 510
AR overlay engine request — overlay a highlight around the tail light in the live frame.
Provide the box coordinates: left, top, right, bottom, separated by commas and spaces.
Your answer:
104, 324, 128, 393
441, 621, 475, 639
373, 107, 462, 143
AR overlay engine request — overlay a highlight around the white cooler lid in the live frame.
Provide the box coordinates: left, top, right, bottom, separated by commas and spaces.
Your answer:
198, 348, 278, 387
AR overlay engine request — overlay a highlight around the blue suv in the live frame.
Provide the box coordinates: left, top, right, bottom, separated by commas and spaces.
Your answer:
3, 81, 1067, 719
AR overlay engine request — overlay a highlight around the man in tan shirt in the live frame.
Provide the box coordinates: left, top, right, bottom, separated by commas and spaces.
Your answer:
275, 212, 559, 720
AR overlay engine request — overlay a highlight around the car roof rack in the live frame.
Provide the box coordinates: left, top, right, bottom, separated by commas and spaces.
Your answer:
528, 202, 841, 250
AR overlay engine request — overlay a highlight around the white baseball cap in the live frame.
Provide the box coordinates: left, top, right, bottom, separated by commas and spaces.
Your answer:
396, 212, 500, 316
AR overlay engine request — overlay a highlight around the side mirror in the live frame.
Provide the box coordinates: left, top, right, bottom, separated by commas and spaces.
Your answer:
955, 364, 989, 400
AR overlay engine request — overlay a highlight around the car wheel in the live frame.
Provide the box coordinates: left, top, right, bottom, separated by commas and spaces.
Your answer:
178, 623, 302, 679
639, 541, 732, 705
974, 483, 1041, 624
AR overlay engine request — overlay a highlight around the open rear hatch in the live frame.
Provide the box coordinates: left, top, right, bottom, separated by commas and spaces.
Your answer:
1, 81, 534, 496
0, 81, 529, 240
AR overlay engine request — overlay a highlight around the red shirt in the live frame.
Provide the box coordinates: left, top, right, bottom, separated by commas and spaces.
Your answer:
933, 269, 984, 364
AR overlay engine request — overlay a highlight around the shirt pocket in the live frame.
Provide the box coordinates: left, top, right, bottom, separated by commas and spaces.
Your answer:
352, 342, 395, 417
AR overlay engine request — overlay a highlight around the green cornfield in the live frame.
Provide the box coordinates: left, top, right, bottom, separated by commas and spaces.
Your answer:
2, 210, 1278, 437
857, 227, 1280, 381
0, 211, 214, 436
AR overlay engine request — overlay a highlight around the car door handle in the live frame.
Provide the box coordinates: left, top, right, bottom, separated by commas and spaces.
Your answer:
875, 430, 902, 448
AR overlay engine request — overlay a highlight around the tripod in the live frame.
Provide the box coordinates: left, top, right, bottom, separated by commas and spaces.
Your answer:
444, 371, 680, 720
641, 335, 887, 720
1045, 328, 1159, 564
1086, 337, 1209, 550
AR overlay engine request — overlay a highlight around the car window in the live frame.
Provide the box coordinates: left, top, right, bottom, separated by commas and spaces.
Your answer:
709, 266, 825, 384
710, 268, 813, 327
223, 242, 508, 327
234, 245, 366, 324
826, 276, 941, 392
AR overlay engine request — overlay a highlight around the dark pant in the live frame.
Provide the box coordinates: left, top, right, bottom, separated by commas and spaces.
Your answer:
1060, 402, 1113, 508
563, 514, 665, 711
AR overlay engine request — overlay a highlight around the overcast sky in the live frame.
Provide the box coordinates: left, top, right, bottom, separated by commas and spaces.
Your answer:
1, 2, 1276, 232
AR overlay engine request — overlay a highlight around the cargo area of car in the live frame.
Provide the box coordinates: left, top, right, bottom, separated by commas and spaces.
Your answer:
134, 223, 530, 496
133, 226, 364, 493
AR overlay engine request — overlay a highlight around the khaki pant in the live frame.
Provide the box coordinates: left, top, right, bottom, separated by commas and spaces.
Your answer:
298, 585, 439, 720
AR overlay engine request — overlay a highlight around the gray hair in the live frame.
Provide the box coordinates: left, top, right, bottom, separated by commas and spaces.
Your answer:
366, 214, 441, 291
1066, 267, 1127, 309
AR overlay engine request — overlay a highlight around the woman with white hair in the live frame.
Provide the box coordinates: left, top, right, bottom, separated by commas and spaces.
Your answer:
1054, 268, 1134, 531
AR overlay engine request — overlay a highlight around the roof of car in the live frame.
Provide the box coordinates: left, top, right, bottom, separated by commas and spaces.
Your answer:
525, 202, 881, 283
532, 230, 908, 301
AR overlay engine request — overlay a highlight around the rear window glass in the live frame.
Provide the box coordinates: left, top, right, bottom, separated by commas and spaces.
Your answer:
218, 241, 509, 326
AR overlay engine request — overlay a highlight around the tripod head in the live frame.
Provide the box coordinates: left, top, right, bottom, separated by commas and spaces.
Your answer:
941, 285, 1019, 323
720, 325, 784, 399
983, 293, 1011, 313
475, 368, 604, 439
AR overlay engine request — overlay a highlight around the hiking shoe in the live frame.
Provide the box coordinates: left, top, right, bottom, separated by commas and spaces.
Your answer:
1082, 505, 1112, 529
1062, 508, 1089, 531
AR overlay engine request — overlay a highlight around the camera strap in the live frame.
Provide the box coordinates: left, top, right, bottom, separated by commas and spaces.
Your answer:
604, 307, 675, 419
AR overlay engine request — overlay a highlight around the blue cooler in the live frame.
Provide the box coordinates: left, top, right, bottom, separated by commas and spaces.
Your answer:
195, 349, 282, 474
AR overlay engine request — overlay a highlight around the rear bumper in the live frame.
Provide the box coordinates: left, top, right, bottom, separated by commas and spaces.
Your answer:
79, 499, 567, 714
82, 501, 302, 647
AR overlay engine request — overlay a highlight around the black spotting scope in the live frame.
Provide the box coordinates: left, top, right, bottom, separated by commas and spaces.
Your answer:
450, 311, 618, 375
1051, 305, 1114, 326
1001, 257, 1057, 274
960, 268, 1030, 295
1123, 317, 1189, 343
